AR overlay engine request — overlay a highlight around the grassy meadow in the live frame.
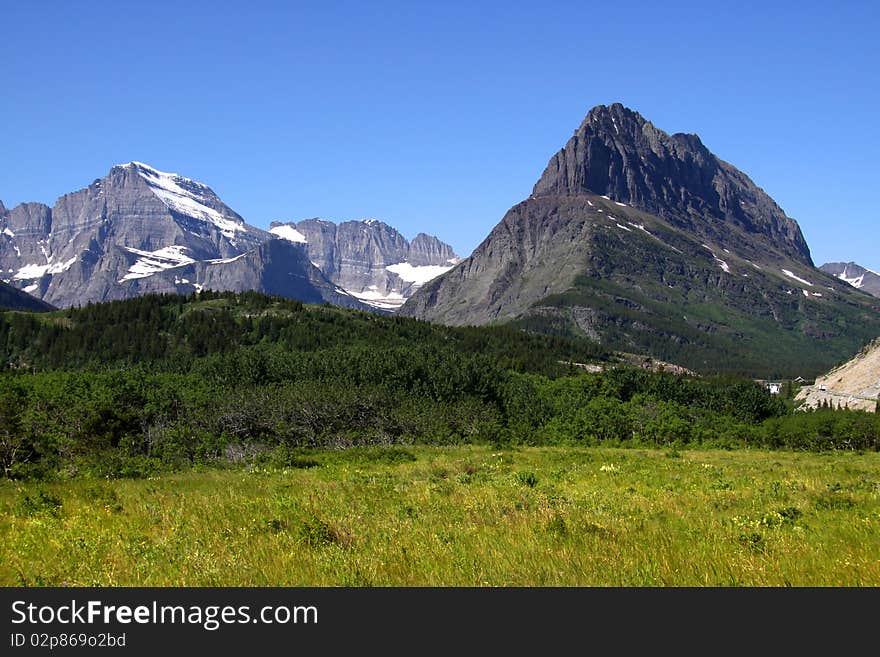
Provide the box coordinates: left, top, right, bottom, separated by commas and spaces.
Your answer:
2, 445, 878, 586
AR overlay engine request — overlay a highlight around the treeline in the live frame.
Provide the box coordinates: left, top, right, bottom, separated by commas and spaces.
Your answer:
1, 291, 877, 480
2, 358, 877, 480
0, 290, 607, 375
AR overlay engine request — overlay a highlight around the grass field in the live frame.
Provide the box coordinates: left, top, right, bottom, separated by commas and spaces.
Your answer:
2, 446, 878, 586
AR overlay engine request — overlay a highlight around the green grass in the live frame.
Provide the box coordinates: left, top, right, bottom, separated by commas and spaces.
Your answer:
2, 446, 878, 586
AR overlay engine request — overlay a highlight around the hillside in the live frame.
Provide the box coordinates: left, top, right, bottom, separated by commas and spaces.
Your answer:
796, 338, 880, 412
0, 289, 607, 373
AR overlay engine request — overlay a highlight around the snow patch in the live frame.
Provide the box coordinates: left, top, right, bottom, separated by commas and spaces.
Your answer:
207, 253, 247, 265
701, 244, 730, 273
782, 269, 813, 287
348, 288, 408, 311
119, 245, 195, 281
269, 224, 308, 244
14, 256, 78, 280
2, 227, 14, 238
615, 223, 632, 232
386, 262, 453, 285
614, 201, 628, 207
836, 266, 865, 289
125, 245, 193, 261
23, 284, 38, 294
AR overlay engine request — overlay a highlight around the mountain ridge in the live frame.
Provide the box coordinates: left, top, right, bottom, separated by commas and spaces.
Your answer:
820, 261, 880, 298
268, 217, 459, 310
1, 163, 456, 311
796, 337, 880, 412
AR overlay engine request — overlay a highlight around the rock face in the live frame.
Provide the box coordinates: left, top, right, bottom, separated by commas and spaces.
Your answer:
820, 262, 880, 298
401, 103, 880, 377
533, 103, 812, 265
269, 218, 459, 310
796, 338, 880, 412
0, 163, 370, 310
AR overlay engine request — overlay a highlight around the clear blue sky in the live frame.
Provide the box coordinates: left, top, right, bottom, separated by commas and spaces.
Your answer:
2, 1, 878, 271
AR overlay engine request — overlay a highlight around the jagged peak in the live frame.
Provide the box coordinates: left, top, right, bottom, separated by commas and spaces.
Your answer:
580, 104, 707, 152
531, 102, 813, 265
583, 102, 645, 124
411, 231, 455, 247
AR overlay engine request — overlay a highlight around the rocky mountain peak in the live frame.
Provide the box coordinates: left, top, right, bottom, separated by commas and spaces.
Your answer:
533, 103, 812, 265
583, 102, 646, 130
107, 162, 249, 233
409, 233, 460, 267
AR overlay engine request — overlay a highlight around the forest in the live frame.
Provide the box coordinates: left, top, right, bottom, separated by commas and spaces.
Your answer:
1, 291, 877, 480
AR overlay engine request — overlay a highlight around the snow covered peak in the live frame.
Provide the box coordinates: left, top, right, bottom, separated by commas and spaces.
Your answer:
115, 162, 246, 238
115, 161, 200, 185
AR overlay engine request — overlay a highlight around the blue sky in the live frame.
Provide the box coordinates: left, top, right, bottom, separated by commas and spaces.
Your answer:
2, 1, 878, 270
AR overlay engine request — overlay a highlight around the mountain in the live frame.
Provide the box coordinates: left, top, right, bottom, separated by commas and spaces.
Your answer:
795, 338, 880, 412
820, 262, 880, 298
269, 218, 459, 310
0, 163, 370, 310
400, 103, 880, 377
0, 280, 54, 312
